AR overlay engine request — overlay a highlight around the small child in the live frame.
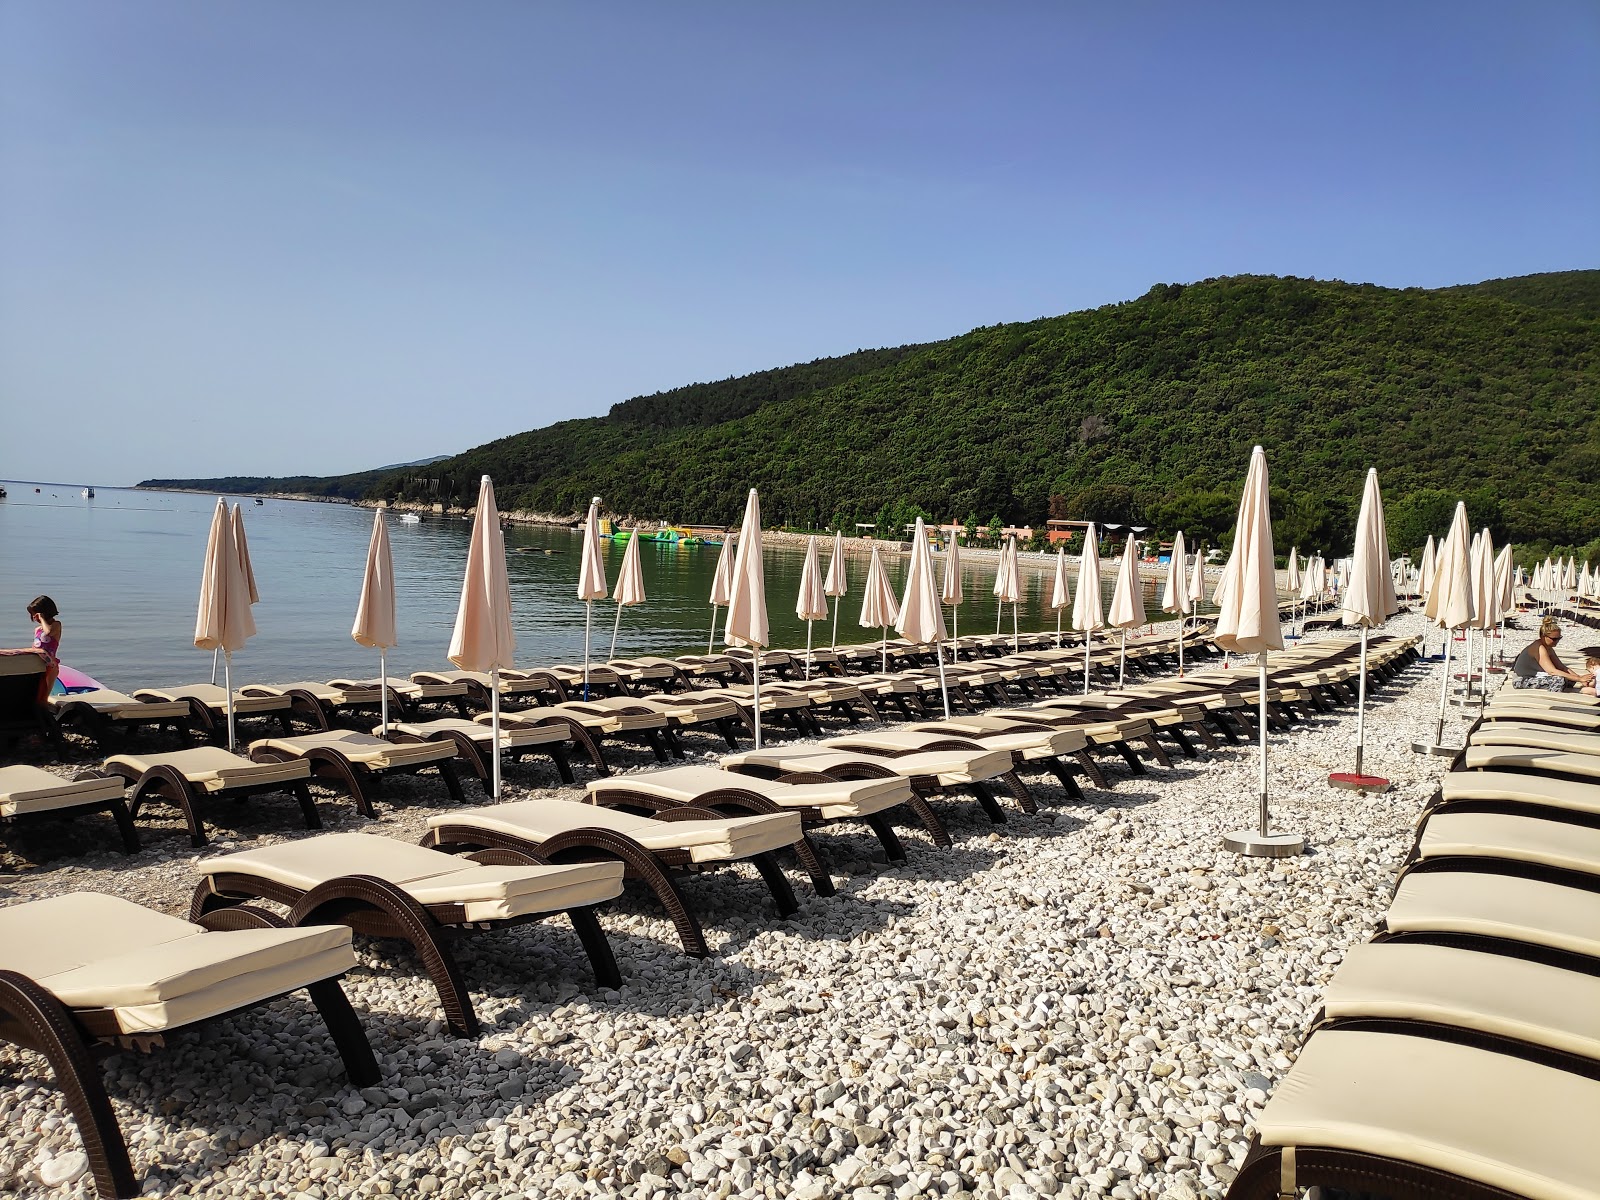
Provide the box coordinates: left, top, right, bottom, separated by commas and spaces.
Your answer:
1584, 651, 1600, 697
27, 595, 62, 693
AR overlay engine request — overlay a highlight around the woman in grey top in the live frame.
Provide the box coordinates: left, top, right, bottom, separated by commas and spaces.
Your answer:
1511, 617, 1593, 691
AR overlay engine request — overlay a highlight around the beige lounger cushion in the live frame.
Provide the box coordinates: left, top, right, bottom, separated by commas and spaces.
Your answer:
430, 799, 802, 863
105, 746, 312, 792
412, 669, 548, 695
52, 689, 189, 719
908, 718, 1090, 755
1469, 725, 1600, 756
0, 893, 355, 1034
1322, 942, 1600, 1063
243, 682, 383, 703
132, 684, 291, 714
721, 745, 1014, 787
1387, 870, 1600, 960
1419, 811, 1600, 877
1487, 690, 1599, 709
388, 718, 570, 748
1256, 1029, 1599, 1200
489, 706, 665, 734
0, 764, 126, 817
1460, 747, 1600, 782
0, 654, 47, 678
201, 832, 623, 921
593, 765, 911, 821
1483, 704, 1600, 730
1441, 769, 1600, 815
249, 731, 456, 769
572, 695, 740, 723
337, 676, 469, 699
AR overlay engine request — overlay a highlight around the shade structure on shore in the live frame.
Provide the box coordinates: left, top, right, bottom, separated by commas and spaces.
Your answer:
1162, 531, 1192, 675
578, 498, 608, 698
708, 535, 735, 654
1215, 447, 1298, 858
1072, 523, 1105, 693
450, 476, 516, 798
895, 518, 950, 717
1415, 501, 1475, 757
724, 489, 769, 747
859, 542, 900, 674
1188, 544, 1206, 611
352, 509, 398, 735
1332, 468, 1398, 792
1465, 528, 1499, 706
796, 535, 828, 678
1285, 547, 1300, 598
1418, 535, 1437, 605
608, 530, 646, 659
1048, 547, 1072, 648
211, 504, 261, 685
941, 533, 964, 660
824, 530, 847, 650
993, 537, 1021, 650
195, 499, 258, 751
1107, 534, 1146, 686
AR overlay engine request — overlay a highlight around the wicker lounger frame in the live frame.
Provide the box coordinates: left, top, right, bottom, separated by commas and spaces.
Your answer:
50, 699, 193, 753
1, 769, 141, 853
247, 741, 467, 817
97, 761, 321, 848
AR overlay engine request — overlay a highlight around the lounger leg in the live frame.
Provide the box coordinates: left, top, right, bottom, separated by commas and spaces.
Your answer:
749, 851, 799, 916
1141, 734, 1172, 769
0, 971, 137, 1199
1115, 741, 1148, 775
791, 835, 837, 897
130, 766, 210, 847
1188, 721, 1219, 750
904, 795, 952, 848
1049, 761, 1086, 801
550, 746, 576, 785
997, 770, 1036, 815
864, 813, 909, 862
565, 906, 623, 988
436, 759, 467, 805
538, 831, 709, 958
716, 717, 742, 750
290, 781, 324, 831
304, 978, 381, 1087
106, 797, 141, 853
1071, 752, 1109, 790
1164, 727, 1197, 758
969, 781, 1008, 824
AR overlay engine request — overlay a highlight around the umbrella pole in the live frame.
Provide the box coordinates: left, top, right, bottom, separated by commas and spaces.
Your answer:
1422, 633, 1453, 752
1056, 608, 1062, 649
880, 628, 888, 675
950, 605, 959, 661
1257, 657, 1269, 836
805, 620, 813, 680
936, 644, 951, 718
1082, 639, 1091, 695
1011, 602, 1018, 654
1223, 650, 1304, 856
223, 650, 236, 752
1355, 627, 1368, 775
709, 605, 719, 655
752, 649, 762, 749
1461, 628, 1474, 705
1178, 622, 1185, 677
584, 601, 593, 701
610, 602, 624, 661
379, 650, 389, 737
211, 648, 219, 686
1118, 631, 1127, 687
490, 667, 502, 800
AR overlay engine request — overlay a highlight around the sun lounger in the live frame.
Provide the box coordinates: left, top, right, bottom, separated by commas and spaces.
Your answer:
1224, 1027, 1600, 1200
1458, 746, 1600, 783
902, 715, 1094, 797
604, 656, 687, 693
490, 704, 673, 771
49, 688, 192, 750
817, 731, 1039, 815
1434, 768, 1600, 822
588, 763, 935, 863
0, 652, 58, 750
0, 763, 139, 852
100, 746, 319, 847
555, 694, 752, 752
330, 675, 471, 719
1383, 864, 1600, 969
238, 680, 396, 731
190, 831, 626, 1037
1409, 810, 1600, 880
422, 797, 824, 956
0, 892, 376, 1199
131, 683, 294, 744
246, 730, 466, 816
410, 668, 565, 711
387, 716, 587, 788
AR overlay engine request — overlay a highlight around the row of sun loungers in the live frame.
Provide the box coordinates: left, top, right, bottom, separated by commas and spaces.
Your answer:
1226, 685, 1600, 1199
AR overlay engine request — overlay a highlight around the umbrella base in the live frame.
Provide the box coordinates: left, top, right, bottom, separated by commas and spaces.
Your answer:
1222, 829, 1305, 858
1328, 771, 1390, 793
1411, 740, 1460, 757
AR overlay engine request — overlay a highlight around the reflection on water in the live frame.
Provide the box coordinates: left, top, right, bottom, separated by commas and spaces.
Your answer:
0, 482, 1170, 690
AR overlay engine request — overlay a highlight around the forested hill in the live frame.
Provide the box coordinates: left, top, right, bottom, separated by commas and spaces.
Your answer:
141, 270, 1600, 558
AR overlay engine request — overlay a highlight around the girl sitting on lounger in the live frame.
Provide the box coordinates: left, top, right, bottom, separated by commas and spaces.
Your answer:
28, 595, 62, 693
1510, 617, 1592, 691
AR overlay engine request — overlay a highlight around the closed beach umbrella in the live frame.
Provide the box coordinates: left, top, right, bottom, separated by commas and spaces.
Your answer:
942, 532, 965, 659
608, 530, 646, 659
1071, 523, 1106, 693
1216, 446, 1298, 858
1416, 501, 1474, 756
995, 537, 1023, 652
210, 503, 261, 685
1286, 547, 1300, 596
724, 489, 769, 747
895, 518, 950, 717
824, 529, 848, 650
352, 509, 398, 734
1107, 534, 1146, 686
195, 499, 258, 751
1332, 468, 1398, 792
1418, 535, 1437, 604
1188, 544, 1206, 610
1162, 530, 1192, 675
859, 542, 901, 673
450, 476, 516, 797
796, 535, 828, 678
708, 534, 735, 654
1048, 547, 1072, 648
578, 497, 608, 697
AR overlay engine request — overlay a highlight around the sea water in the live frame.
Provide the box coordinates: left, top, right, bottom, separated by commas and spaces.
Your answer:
0, 481, 1160, 691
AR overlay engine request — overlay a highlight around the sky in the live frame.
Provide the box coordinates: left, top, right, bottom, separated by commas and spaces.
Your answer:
2, 1, 1597, 486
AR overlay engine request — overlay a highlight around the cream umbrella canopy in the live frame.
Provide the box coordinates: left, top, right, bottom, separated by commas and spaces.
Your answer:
608, 530, 646, 659
1215, 446, 1298, 858
1418, 535, 1437, 605
352, 509, 398, 735
1071, 523, 1106, 694
1187, 543, 1206, 611
796, 535, 829, 679
449, 476, 517, 798
195, 499, 258, 751
823, 530, 848, 650
577, 498, 608, 698
1414, 501, 1475, 756
992, 537, 1022, 650
1286, 547, 1300, 605
1106, 534, 1146, 686
1048, 547, 1072, 649
859, 542, 901, 674
707, 534, 735, 654
724, 489, 770, 747
211, 503, 261, 685
1162, 530, 1192, 676
895, 518, 951, 717
1332, 468, 1398, 792
941, 533, 965, 660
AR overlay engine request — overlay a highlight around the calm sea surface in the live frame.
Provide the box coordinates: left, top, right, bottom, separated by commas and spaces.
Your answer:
0, 482, 1166, 691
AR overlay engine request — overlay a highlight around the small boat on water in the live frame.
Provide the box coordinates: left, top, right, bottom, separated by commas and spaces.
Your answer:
254, 497, 264, 505
400, 513, 422, 524
0, 485, 7, 498
82, 487, 94, 498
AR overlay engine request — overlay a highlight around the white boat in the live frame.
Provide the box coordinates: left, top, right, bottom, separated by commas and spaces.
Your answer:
400, 513, 422, 524
82, 487, 94, 498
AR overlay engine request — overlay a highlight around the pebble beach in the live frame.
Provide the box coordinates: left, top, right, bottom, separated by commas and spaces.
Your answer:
0, 611, 1506, 1200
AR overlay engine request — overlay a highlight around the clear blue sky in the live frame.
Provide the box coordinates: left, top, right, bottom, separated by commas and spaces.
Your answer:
3, 1, 1596, 485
